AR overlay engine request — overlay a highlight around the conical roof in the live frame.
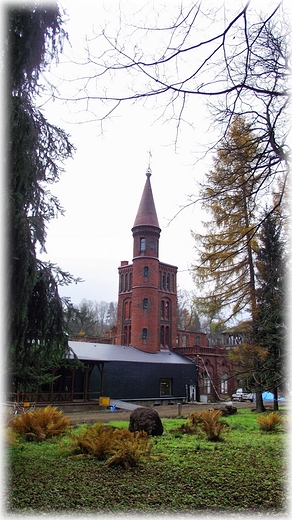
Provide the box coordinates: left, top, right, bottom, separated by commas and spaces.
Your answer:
132, 168, 160, 229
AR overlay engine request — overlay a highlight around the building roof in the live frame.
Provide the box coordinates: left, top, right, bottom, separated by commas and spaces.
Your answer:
69, 341, 194, 364
132, 168, 160, 229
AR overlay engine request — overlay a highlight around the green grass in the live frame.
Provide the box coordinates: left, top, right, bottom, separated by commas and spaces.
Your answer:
5, 409, 288, 514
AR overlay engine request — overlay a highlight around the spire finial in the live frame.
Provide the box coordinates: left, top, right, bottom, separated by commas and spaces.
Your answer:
146, 150, 152, 177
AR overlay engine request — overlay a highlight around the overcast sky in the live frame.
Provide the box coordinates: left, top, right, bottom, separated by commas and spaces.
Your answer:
2, 0, 282, 310
35, 0, 223, 306
17, 0, 281, 309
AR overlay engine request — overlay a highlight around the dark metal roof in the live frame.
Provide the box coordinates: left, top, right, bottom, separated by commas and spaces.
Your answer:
69, 341, 193, 364
132, 170, 160, 229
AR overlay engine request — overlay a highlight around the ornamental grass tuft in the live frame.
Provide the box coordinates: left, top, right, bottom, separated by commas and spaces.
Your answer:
69, 422, 152, 468
9, 405, 70, 441
256, 411, 285, 432
174, 409, 226, 441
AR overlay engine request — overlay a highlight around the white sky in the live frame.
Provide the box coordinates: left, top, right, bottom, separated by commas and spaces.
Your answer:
3, 0, 278, 307
38, 0, 218, 306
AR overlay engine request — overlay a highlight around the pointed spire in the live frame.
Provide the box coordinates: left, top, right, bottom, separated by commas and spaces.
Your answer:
132, 167, 160, 229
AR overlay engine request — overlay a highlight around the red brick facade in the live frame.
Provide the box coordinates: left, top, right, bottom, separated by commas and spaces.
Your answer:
117, 169, 177, 353
115, 168, 237, 400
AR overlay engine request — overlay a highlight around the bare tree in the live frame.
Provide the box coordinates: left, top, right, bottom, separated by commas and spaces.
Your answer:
53, 1, 290, 216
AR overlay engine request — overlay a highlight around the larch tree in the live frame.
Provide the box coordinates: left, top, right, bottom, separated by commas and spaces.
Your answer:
192, 116, 262, 322
192, 115, 270, 410
7, 3, 80, 393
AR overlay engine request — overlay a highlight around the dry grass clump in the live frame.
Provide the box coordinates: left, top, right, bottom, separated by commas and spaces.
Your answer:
9, 405, 70, 441
70, 423, 116, 460
70, 422, 152, 468
256, 412, 285, 432
174, 409, 226, 441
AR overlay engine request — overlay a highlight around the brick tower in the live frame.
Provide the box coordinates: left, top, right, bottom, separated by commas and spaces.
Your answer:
117, 167, 178, 353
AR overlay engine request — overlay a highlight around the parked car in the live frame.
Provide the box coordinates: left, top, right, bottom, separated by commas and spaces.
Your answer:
231, 388, 255, 402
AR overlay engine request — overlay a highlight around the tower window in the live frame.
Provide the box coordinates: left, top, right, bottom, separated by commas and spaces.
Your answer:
142, 328, 148, 339
165, 301, 169, 319
143, 298, 149, 309
161, 299, 170, 320
140, 238, 146, 251
143, 266, 149, 277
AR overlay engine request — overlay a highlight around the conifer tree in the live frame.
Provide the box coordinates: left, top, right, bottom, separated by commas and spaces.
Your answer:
253, 210, 287, 410
192, 116, 270, 410
7, 4, 79, 392
192, 116, 261, 322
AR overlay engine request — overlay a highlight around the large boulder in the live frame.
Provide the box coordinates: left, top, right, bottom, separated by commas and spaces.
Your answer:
129, 407, 164, 436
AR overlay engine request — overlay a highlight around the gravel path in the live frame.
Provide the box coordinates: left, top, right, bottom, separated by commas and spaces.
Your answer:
63, 401, 257, 425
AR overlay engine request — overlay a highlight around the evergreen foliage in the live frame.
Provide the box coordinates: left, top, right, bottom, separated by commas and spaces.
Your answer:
192, 116, 288, 410
7, 3, 80, 392
253, 211, 287, 404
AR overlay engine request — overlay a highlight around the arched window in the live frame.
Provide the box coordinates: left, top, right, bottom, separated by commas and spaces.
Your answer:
165, 326, 170, 347
143, 298, 149, 309
161, 299, 170, 320
142, 328, 148, 340
165, 301, 169, 319
140, 238, 146, 251
220, 374, 228, 394
160, 325, 164, 346
124, 301, 128, 319
202, 372, 211, 394
143, 266, 149, 277
123, 299, 131, 320
123, 326, 128, 346
166, 274, 170, 290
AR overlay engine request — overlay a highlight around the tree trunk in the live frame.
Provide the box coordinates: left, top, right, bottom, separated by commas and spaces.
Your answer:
273, 387, 279, 411
255, 391, 265, 412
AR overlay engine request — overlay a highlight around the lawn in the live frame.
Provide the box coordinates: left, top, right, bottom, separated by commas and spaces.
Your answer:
5, 409, 289, 515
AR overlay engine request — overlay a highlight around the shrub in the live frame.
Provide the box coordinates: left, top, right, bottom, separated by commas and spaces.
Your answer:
199, 410, 227, 441
175, 410, 226, 441
256, 412, 285, 432
70, 423, 116, 460
9, 405, 70, 441
106, 429, 151, 469
70, 422, 152, 468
